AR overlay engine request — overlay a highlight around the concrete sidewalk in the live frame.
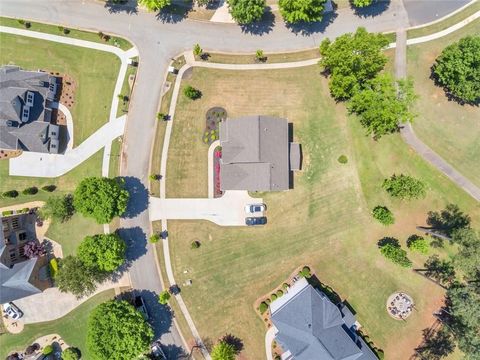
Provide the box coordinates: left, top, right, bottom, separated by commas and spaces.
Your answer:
149, 191, 262, 226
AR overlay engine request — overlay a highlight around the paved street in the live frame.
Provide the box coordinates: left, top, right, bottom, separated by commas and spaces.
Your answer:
0, 0, 474, 358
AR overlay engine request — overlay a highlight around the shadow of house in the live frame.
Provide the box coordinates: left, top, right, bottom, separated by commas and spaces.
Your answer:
0, 213, 50, 303
219, 115, 301, 192
0, 66, 61, 154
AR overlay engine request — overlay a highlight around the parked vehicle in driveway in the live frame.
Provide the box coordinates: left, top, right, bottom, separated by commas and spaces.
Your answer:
134, 296, 149, 320
245, 216, 267, 226
244, 203, 267, 213
3, 302, 23, 320
150, 341, 167, 359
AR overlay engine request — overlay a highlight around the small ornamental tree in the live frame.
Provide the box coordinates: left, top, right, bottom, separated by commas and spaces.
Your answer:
61, 347, 81, 360
407, 235, 429, 254
279, 0, 326, 23
41, 185, 57, 192
41, 194, 75, 223
193, 43, 203, 57
319, 28, 389, 100
183, 85, 202, 100
227, 0, 266, 24
348, 74, 417, 139
211, 341, 236, 360
138, 0, 171, 11
87, 300, 154, 360
382, 174, 426, 200
56, 256, 99, 298
73, 177, 129, 224
23, 241, 46, 259
372, 206, 394, 225
2, 190, 19, 198
379, 242, 412, 267
351, 0, 373, 7
77, 234, 126, 273
432, 35, 480, 104
158, 290, 171, 305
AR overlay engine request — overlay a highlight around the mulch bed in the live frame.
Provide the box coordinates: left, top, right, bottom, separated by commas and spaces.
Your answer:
203, 106, 227, 145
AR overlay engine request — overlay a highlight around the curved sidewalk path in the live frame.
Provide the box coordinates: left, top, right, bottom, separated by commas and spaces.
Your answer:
394, 12, 480, 202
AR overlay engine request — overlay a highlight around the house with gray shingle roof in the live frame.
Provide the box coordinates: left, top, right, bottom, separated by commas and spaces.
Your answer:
0, 65, 60, 154
219, 115, 301, 192
270, 277, 377, 360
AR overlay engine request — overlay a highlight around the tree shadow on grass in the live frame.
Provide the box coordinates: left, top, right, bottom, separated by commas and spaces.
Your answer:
351, 0, 391, 18
121, 176, 149, 219
104, 0, 139, 14
240, 11, 275, 35
285, 11, 338, 36
221, 334, 244, 354
429, 67, 480, 107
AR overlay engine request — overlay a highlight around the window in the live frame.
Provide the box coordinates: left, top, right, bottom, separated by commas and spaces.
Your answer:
51, 144, 56, 149
18, 232, 27, 241
51, 132, 56, 136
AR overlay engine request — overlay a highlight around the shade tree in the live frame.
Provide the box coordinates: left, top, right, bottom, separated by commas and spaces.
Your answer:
227, 0, 266, 24
77, 233, 127, 273
279, 0, 326, 23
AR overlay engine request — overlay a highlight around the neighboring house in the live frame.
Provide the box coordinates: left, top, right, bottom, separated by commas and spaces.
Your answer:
0, 214, 49, 303
0, 65, 60, 154
270, 277, 377, 360
219, 115, 301, 192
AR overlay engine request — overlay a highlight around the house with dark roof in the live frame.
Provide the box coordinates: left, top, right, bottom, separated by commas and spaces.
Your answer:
0, 65, 60, 154
219, 116, 301, 192
270, 277, 377, 360
0, 213, 50, 303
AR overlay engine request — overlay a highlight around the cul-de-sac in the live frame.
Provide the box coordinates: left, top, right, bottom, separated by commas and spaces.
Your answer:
0, 0, 479, 359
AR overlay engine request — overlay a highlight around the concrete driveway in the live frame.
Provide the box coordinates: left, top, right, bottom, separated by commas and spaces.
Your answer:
149, 191, 263, 226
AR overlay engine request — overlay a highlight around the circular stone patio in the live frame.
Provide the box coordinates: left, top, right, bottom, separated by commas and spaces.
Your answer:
387, 292, 414, 320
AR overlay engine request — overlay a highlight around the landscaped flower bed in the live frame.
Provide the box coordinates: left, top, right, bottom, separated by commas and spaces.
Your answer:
214, 147, 223, 198
203, 107, 227, 145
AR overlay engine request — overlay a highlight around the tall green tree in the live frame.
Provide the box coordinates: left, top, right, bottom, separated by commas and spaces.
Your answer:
55, 256, 99, 299
73, 177, 129, 224
279, 0, 326, 23
432, 35, 480, 103
41, 194, 75, 223
211, 341, 236, 360
453, 228, 480, 283
227, 0, 266, 24
138, 0, 171, 11
424, 255, 456, 286
348, 74, 417, 139
319, 27, 389, 100
427, 204, 471, 237
77, 233, 126, 273
87, 300, 154, 360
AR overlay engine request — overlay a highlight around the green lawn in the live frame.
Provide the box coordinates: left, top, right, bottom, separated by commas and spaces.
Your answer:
0, 150, 103, 208
0, 290, 115, 359
164, 66, 480, 359
0, 32, 120, 146
0, 17, 132, 51
407, 19, 480, 187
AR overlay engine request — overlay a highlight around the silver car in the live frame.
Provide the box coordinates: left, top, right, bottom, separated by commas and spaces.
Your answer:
244, 203, 267, 213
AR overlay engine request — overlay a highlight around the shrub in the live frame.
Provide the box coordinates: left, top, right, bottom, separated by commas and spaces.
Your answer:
299, 266, 311, 278
63, 28, 70, 34
407, 235, 429, 254
193, 43, 202, 56
372, 206, 395, 225
379, 243, 412, 267
158, 290, 171, 305
25, 22, 31, 29
149, 234, 160, 243
49, 258, 59, 278
149, 174, 160, 181
259, 301, 268, 314
41, 185, 57, 192
157, 112, 166, 121
2, 190, 19, 198
382, 174, 426, 200
42, 345, 53, 355
22, 187, 38, 195
276, 289, 284, 297
2, 210, 13, 216
184, 85, 202, 100
255, 49, 265, 62
265, 298, 271, 305
282, 283, 289, 290
271, 294, 277, 301
211, 341, 236, 360
17, 19, 25, 25
23, 241, 46, 259
337, 155, 348, 164
191, 240, 201, 249
62, 347, 81, 360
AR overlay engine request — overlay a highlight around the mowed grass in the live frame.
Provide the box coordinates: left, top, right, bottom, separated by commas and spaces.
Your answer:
0, 32, 120, 146
0, 290, 115, 359
165, 66, 480, 359
407, 19, 480, 187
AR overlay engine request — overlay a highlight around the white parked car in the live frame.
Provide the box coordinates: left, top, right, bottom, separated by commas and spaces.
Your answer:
3, 302, 23, 320
244, 203, 267, 213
